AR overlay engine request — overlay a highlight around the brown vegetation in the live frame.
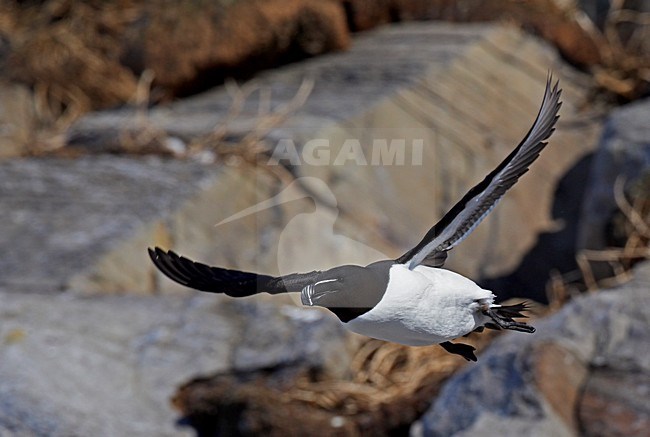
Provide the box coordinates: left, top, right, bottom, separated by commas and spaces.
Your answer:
173, 332, 498, 435
2, 1, 141, 123
343, 0, 648, 101
1, 0, 348, 120
3, 0, 648, 126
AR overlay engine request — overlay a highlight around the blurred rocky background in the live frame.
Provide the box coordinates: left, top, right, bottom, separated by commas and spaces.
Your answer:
0, 0, 648, 436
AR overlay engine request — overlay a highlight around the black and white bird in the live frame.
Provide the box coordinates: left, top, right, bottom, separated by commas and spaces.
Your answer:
149, 77, 562, 362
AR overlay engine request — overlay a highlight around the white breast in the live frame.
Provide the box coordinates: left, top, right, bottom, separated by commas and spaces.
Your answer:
344, 264, 494, 346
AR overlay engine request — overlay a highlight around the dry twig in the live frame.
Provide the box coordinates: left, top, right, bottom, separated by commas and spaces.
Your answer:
547, 176, 650, 301
188, 78, 314, 184
574, 1, 650, 100
282, 332, 494, 416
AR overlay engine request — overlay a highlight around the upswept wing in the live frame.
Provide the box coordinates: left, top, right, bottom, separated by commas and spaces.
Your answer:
397, 76, 562, 269
148, 247, 320, 296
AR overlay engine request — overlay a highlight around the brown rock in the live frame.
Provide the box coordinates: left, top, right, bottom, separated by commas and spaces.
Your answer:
579, 369, 650, 437
533, 342, 588, 431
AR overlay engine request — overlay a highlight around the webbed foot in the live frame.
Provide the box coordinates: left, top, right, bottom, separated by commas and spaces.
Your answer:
440, 341, 477, 362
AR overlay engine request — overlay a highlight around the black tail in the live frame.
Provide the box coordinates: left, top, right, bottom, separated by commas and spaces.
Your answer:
495, 302, 531, 319
483, 302, 536, 333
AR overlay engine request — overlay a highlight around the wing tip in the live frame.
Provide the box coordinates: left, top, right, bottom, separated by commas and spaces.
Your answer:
148, 246, 194, 287
148, 246, 169, 260
546, 70, 560, 90
148, 246, 162, 258
544, 70, 562, 106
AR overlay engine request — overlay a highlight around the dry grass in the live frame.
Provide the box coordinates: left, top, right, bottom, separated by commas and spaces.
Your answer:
0, 0, 346, 125
284, 334, 496, 415
113, 74, 314, 187
187, 77, 314, 184
572, 0, 650, 101
546, 176, 650, 309
3, 0, 648, 159
2, 0, 348, 159
174, 331, 502, 434
0, 1, 141, 156
2, 1, 140, 123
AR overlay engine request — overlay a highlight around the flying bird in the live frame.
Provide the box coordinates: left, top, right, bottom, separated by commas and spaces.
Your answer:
149, 77, 562, 362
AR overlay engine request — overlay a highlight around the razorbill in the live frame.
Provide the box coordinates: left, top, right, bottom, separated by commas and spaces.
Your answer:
149, 76, 562, 361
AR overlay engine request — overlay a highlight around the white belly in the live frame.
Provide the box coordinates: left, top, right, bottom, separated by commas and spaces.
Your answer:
344, 264, 494, 346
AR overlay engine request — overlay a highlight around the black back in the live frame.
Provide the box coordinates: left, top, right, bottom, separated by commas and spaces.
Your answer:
301, 260, 394, 322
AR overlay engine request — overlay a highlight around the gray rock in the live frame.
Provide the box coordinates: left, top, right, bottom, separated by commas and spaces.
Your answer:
0, 290, 347, 436
413, 261, 650, 436
578, 97, 650, 252
229, 301, 351, 375
0, 155, 219, 292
